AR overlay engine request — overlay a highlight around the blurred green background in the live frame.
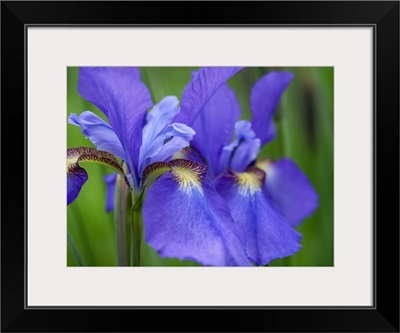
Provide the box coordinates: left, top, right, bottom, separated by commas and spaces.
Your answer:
67, 67, 334, 267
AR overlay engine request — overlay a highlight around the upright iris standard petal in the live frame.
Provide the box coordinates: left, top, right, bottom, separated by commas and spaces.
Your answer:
140, 96, 180, 156
191, 83, 241, 178
139, 123, 195, 175
174, 67, 243, 126
229, 121, 261, 172
250, 71, 294, 145
215, 168, 302, 266
138, 96, 195, 175
142, 160, 250, 266
67, 147, 124, 205
78, 67, 153, 184
258, 158, 319, 227
143, 123, 194, 160
218, 121, 261, 174
77, 68, 142, 114
104, 173, 118, 212
69, 111, 126, 161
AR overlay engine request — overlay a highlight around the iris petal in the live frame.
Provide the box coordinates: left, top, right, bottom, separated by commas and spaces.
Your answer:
218, 121, 261, 173
258, 158, 319, 227
104, 173, 118, 212
142, 159, 250, 266
191, 83, 241, 178
77, 68, 142, 116
173, 147, 205, 165
67, 147, 125, 205
67, 166, 88, 205
139, 97, 195, 175
146, 123, 195, 161
68, 111, 126, 161
140, 96, 180, 157
230, 139, 261, 172
174, 67, 243, 126
78, 67, 153, 186
139, 122, 195, 175
230, 121, 261, 172
215, 168, 302, 266
250, 71, 294, 145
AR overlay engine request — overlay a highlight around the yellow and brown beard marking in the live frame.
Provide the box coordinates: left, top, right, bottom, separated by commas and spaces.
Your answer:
141, 159, 207, 193
233, 166, 265, 196
170, 159, 207, 194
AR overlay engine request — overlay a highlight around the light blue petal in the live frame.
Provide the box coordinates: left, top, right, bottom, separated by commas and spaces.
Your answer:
140, 96, 180, 157
148, 124, 195, 162
139, 122, 195, 175
235, 120, 257, 140
68, 111, 126, 161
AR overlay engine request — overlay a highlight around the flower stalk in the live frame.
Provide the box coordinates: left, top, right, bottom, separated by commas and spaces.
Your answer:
130, 192, 144, 266
114, 174, 130, 266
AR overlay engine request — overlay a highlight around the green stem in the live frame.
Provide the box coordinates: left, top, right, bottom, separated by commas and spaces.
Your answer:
114, 174, 129, 266
67, 230, 86, 266
130, 193, 143, 266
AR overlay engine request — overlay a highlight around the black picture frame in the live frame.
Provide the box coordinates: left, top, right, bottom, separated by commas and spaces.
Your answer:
2, 1, 399, 332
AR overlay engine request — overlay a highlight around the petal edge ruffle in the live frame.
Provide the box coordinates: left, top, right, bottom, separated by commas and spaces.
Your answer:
215, 168, 302, 265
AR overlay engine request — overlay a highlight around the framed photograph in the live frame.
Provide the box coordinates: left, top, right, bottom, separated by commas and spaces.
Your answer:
2, 1, 399, 332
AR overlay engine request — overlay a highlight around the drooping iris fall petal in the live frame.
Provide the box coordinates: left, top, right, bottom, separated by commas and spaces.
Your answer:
67, 147, 124, 206
258, 158, 319, 227
67, 166, 88, 206
215, 168, 302, 266
142, 159, 250, 266
250, 71, 294, 145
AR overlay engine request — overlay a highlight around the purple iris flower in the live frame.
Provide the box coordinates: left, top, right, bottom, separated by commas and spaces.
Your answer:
186, 70, 319, 266
67, 67, 251, 266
